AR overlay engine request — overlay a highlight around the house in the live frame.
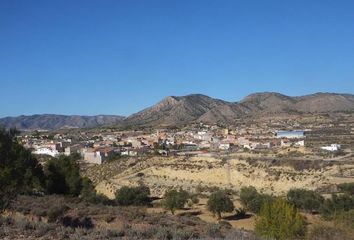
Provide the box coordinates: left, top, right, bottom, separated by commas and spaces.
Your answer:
321, 144, 341, 152
33, 147, 59, 157
64, 144, 82, 156
219, 143, 230, 150
83, 147, 114, 164
277, 130, 305, 139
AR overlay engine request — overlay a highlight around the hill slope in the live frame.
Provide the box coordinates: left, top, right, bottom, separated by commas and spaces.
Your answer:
123, 92, 354, 126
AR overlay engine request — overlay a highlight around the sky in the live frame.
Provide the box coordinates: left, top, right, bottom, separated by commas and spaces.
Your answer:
1, 0, 353, 117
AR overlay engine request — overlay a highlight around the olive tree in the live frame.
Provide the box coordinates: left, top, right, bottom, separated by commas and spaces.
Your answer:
207, 190, 234, 219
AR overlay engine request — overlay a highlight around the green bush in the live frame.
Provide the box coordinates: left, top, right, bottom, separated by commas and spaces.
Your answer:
320, 194, 354, 220
207, 190, 234, 219
333, 209, 354, 228
255, 198, 306, 240
337, 182, 354, 195
115, 185, 150, 206
287, 188, 324, 213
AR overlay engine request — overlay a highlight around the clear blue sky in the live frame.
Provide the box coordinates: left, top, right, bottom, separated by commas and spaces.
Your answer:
1, 0, 353, 117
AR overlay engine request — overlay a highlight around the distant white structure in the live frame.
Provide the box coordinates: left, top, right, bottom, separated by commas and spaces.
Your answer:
277, 130, 305, 139
321, 144, 341, 152
219, 143, 230, 150
33, 148, 59, 157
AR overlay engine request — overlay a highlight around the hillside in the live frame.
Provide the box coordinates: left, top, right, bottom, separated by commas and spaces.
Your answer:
123, 94, 235, 126
122, 92, 354, 127
0, 114, 125, 130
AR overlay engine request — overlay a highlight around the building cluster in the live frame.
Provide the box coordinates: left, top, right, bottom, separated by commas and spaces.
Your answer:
18, 119, 345, 164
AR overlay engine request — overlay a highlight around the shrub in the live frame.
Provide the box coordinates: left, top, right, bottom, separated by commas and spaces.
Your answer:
333, 209, 354, 228
47, 204, 70, 223
60, 215, 94, 229
307, 223, 352, 240
115, 185, 150, 206
255, 198, 306, 240
320, 194, 354, 220
337, 182, 354, 195
207, 190, 234, 219
287, 188, 324, 213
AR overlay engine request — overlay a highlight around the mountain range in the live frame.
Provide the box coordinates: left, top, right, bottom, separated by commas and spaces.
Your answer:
0, 115, 125, 130
1, 92, 354, 130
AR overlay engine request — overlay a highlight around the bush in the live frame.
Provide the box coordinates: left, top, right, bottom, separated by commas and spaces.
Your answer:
60, 215, 94, 229
255, 198, 306, 240
47, 204, 70, 223
337, 182, 354, 195
240, 186, 274, 213
207, 190, 234, 219
162, 188, 189, 214
307, 223, 352, 240
333, 209, 354, 228
320, 194, 354, 220
287, 188, 324, 213
115, 185, 150, 206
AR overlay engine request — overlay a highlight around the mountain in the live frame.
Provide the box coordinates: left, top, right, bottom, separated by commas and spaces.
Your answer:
122, 92, 354, 127
124, 94, 232, 126
0, 114, 125, 130
240, 92, 354, 114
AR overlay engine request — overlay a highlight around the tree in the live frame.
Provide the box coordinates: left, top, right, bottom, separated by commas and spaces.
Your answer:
163, 188, 189, 214
115, 185, 150, 206
0, 128, 44, 210
44, 155, 82, 196
255, 198, 306, 240
80, 177, 98, 203
287, 188, 324, 213
240, 186, 274, 213
207, 190, 234, 219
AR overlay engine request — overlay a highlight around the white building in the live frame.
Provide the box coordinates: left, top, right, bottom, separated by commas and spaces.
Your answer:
33, 147, 59, 157
321, 144, 341, 152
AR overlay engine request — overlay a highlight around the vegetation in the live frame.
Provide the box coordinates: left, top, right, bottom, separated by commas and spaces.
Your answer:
240, 186, 274, 214
255, 198, 306, 240
0, 128, 44, 210
337, 182, 354, 195
287, 188, 324, 213
162, 188, 190, 214
307, 223, 353, 240
207, 190, 234, 219
320, 193, 354, 219
115, 185, 150, 206
44, 154, 82, 196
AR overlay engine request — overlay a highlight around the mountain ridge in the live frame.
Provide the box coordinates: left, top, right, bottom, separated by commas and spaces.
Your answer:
0, 114, 125, 130
122, 92, 354, 127
1, 92, 354, 129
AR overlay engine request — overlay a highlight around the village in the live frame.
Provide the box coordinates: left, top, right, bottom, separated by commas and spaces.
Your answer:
18, 113, 354, 165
